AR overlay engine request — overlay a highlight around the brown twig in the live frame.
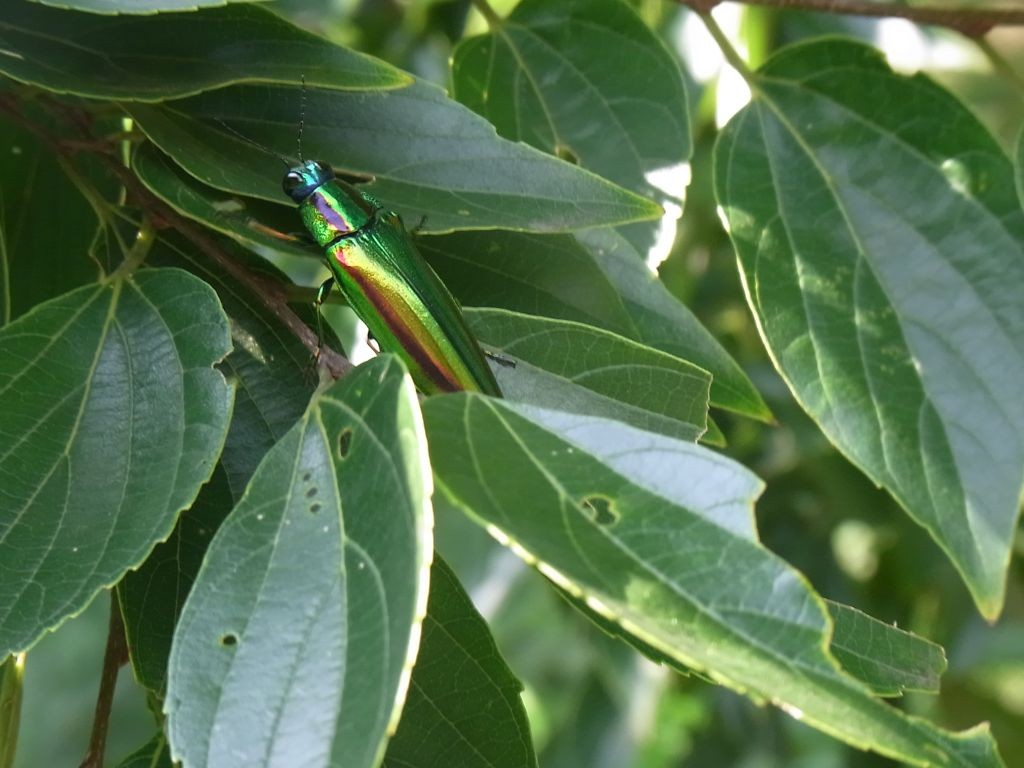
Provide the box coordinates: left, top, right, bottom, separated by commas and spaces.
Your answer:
79, 595, 128, 768
0, 93, 352, 379
679, 0, 1023, 36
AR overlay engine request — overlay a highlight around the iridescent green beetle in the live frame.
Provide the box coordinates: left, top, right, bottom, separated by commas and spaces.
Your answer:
283, 159, 501, 397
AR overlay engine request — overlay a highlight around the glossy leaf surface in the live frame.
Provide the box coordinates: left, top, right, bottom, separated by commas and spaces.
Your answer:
118, 464, 233, 695
452, 0, 690, 260
0, 1, 407, 100
166, 356, 432, 768
424, 397, 1002, 767
0, 269, 232, 657
384, 557, 536, 768
420, 230, 769, 420
134, 145, 315, 264
716, 40, 1024, 617
127, 79, 661, 233
465, 308, 710, 442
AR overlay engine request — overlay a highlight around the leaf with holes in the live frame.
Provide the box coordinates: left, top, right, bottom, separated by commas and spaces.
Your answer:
165, 356, 432, 768
424, 396, 1003, 767
0, 1, 408, 100
715, 39, 1024, 617
465, 308, 710, 442
384, 557, 536, 768
0, 269, 232, 657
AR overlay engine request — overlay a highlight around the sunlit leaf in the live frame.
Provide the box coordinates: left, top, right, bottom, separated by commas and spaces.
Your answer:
716, 39, 1024, 617
0, 268, 232, 657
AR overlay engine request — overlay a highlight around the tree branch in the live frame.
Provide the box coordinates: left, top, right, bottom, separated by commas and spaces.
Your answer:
0, 93, 353, 380
679, 0, 1024, 36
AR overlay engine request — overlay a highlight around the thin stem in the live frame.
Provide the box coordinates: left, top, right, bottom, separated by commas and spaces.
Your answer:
699, 11, 757, 85
79, 595, 128, 768
680, 0, 1021, 36
0, 654, 25, 768
469, 0, 502, 28
976, 36, 1024, 99
110, 215, 156, 280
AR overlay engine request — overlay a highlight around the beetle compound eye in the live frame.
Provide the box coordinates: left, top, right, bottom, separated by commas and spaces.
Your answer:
282, 171, 304, 194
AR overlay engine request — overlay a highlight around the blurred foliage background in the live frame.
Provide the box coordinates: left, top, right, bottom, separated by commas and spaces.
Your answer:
10, 1, 1024, 766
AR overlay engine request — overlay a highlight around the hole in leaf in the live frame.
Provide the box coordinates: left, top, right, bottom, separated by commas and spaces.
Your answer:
338, 428, 353, 460
306, 487, 318, 499
302, 472, 311, 482
309, 502, 322, 515
554, 144, 579, 165
220, 633, 239, 647
580, 495, 618, 527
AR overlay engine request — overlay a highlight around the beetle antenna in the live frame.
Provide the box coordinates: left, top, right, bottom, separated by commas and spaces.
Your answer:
297, 74, 307, 162
214, 119, 290, 167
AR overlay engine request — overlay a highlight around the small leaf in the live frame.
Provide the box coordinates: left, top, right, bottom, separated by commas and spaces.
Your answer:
127, 79, 662, 232
384, 557, 537, 768
715, 39, 1024, 617
0, 269, 232, 657
424, 397, 1003, 767
166, 356, 432, 768
0, 1, 408, 100
420, 230, 770, 421
827, 601, 946, 697
465, 308, 710, 442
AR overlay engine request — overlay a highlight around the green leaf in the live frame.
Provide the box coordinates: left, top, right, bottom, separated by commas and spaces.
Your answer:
134, 144, 316, 265
0, 1, 408, 100
0, 654, 23, 768
0, 268, 232, 657
0, 119, 104, 323
827, 601, 946, 697
419, 230, 769, 421
126, 79, 662, 233
166, 356, 432, 768
118, 463, 233, 695
1015, 125, 1024, 212
423, 397, 1003, 767
31, 0, 266, 13
113, 733, 172, 768
452, 0, 691, 262
147, 235, 318, 498
465, 308, 710, 442
715, 39, 1024, 617
384, 557, 537, 768
577, 228, 772, 422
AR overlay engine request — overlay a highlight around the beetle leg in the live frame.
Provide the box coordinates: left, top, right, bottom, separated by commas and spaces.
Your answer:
313, 277, 335, 363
